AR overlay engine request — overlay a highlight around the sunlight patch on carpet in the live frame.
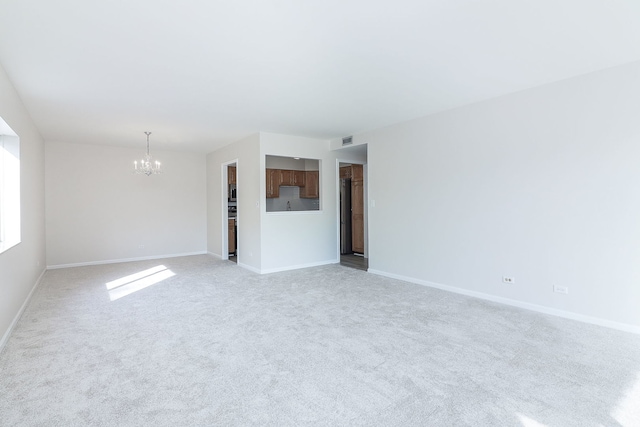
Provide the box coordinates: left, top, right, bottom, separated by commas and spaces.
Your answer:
612, 371, 640, 426
106, 265, 175, 300
517, 413, 548, 427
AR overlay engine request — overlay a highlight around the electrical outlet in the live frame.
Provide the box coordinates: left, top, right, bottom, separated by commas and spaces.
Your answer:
502, 276, 515, 284
554, 285, 569, 295
138, 244, 145, 249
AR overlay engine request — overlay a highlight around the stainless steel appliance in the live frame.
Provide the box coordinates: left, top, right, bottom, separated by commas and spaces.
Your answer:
228, 184, 237, 202
340, 178, 352, 254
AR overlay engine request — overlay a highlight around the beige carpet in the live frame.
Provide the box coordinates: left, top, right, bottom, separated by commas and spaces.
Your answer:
1, 255, 639, 426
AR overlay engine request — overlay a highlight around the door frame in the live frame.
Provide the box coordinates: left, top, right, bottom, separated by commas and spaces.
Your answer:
221, 159, 238, 261
335, 158, 368, 262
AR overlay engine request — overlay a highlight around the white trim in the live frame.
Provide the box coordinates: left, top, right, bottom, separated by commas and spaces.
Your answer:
221, 159, 238, 262
335, 157, 368, 261
237, 262, 261, 274
47, 251, 207, 269
265, 210, 324, 216
207, 251, 222, 259
0, 130, 21, 254
0, 268, 46, 353
259, 259, 338, 275
368, 269, 640, 335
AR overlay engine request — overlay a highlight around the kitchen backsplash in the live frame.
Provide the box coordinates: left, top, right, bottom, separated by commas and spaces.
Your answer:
266, 186, 319, 212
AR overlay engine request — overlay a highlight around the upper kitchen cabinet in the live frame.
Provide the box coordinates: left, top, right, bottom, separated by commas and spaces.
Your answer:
228, 166, 236, 185
279, 169, 306, 187
351, 164, 363, 182
265, 155, 320, 212
293, 170, 306, 187
300, 171, 319, 198
279, 169, 294, 186
266, 168, 280, 198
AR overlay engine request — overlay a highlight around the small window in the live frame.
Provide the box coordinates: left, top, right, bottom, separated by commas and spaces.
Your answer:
0, 117, 20, 254
266, 155, 320, 212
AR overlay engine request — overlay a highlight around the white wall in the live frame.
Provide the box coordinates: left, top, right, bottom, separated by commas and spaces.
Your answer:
0, 64, 46, 347
206, 133, 261, 271
260, 133, 365, 273
266, 156, 306, 170
356, 61, 640, 330
46, 141, 206, 267
207, 132, 365, 273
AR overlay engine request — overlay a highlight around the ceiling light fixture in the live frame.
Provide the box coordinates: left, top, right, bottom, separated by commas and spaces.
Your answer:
133, 131, 162, 176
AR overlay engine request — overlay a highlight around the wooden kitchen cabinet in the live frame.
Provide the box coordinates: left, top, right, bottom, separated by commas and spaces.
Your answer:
300, 171, 319, 198
228, 219, 236, 255
351, 164, 363, 181
351, 164, 364, 253
266, 169, 280, 198
266, 168, 319, 199
279, 169, 294, 186
228, 166, 236, 184
339, 166, 352, 179
293, 170, 306, 186
277, 169, 306, 187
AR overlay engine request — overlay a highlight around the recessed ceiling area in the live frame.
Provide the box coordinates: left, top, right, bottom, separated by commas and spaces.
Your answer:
1, 0, 640, 153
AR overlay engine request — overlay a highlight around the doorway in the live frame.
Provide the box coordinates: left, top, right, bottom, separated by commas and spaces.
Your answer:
338, 160, 368, 271
224, 161, 238, 263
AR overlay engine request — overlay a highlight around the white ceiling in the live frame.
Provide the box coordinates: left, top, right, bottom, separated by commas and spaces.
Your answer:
1, 0, 640, 153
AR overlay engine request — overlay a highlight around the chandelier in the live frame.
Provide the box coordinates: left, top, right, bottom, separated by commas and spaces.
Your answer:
133, 131, 162, 176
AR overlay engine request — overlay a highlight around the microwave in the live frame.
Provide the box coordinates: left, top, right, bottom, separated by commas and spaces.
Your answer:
228, 184, 237, 202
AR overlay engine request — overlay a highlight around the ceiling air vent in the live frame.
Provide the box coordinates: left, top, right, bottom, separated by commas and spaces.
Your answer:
342, 136, 353, 146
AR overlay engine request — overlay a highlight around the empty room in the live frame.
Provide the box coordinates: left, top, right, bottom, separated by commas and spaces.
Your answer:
1, 1, 640, 426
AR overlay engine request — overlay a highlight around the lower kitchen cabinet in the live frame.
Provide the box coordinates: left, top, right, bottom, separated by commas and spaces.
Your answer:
228, 219, 236, 255
351, 179, 364, 253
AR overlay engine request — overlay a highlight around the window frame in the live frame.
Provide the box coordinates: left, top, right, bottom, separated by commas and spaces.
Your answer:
0, 118, 21, 254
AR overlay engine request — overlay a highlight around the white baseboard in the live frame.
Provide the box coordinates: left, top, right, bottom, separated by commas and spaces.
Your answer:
368, 269, 640, 335
237, 262, 261, 274
207, 252, 222, 259
47, 251, 208, 269
259, 259, 338, 275
0, 268, 47, 354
